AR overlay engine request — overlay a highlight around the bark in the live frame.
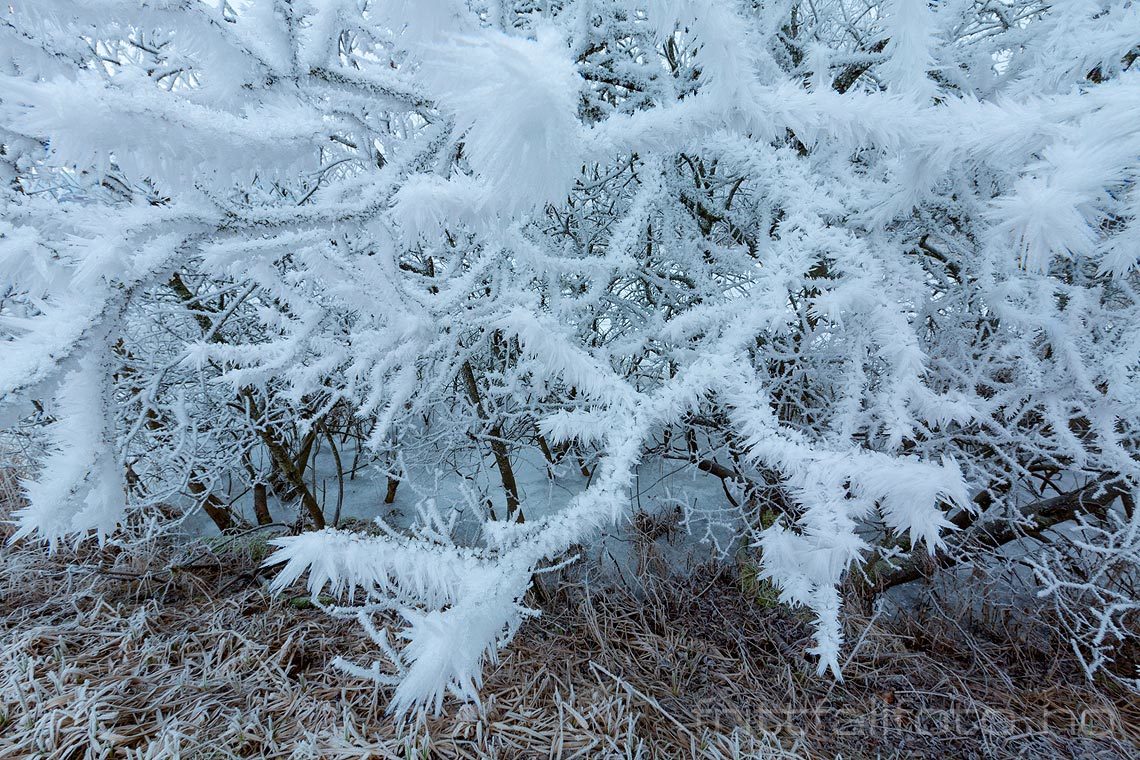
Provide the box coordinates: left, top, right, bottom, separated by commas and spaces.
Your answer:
323, 424, 345, 526
832, 38, 890, 94
384, 475, 400, 505
187, 476, 237, 532
255, 417, 326, 529
252, 483, 273, 526
863, 475, 1130, 595
461, 360, 522, 522
536, 429, 557, 479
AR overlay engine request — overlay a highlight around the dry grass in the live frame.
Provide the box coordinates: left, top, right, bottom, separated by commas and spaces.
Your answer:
0, 479, 1136, 758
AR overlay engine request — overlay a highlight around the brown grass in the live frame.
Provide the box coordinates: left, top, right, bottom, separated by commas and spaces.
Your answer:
0, 480, 1136, 758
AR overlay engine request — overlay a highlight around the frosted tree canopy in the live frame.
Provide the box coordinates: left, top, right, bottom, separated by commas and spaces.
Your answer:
2, 0, 1138, 712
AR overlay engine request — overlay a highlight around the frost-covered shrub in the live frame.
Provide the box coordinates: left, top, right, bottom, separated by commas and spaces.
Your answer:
2, 0, 1138, 710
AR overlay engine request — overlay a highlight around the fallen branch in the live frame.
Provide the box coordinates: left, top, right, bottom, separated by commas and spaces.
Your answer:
863, 475, 1130, 595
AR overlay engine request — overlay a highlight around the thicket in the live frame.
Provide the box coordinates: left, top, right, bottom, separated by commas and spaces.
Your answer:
1, 0, 1137, 715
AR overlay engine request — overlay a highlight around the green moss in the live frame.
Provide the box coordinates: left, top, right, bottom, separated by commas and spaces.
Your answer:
737, 512, 782, 608
287, 594, 336, 610
758, 509, 779, 530
739, 556, 780, 608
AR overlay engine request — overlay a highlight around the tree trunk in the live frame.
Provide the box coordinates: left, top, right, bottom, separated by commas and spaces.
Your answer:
461, 360, 522, 522
187, 476, 238, 532
252, 483, 272, 526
